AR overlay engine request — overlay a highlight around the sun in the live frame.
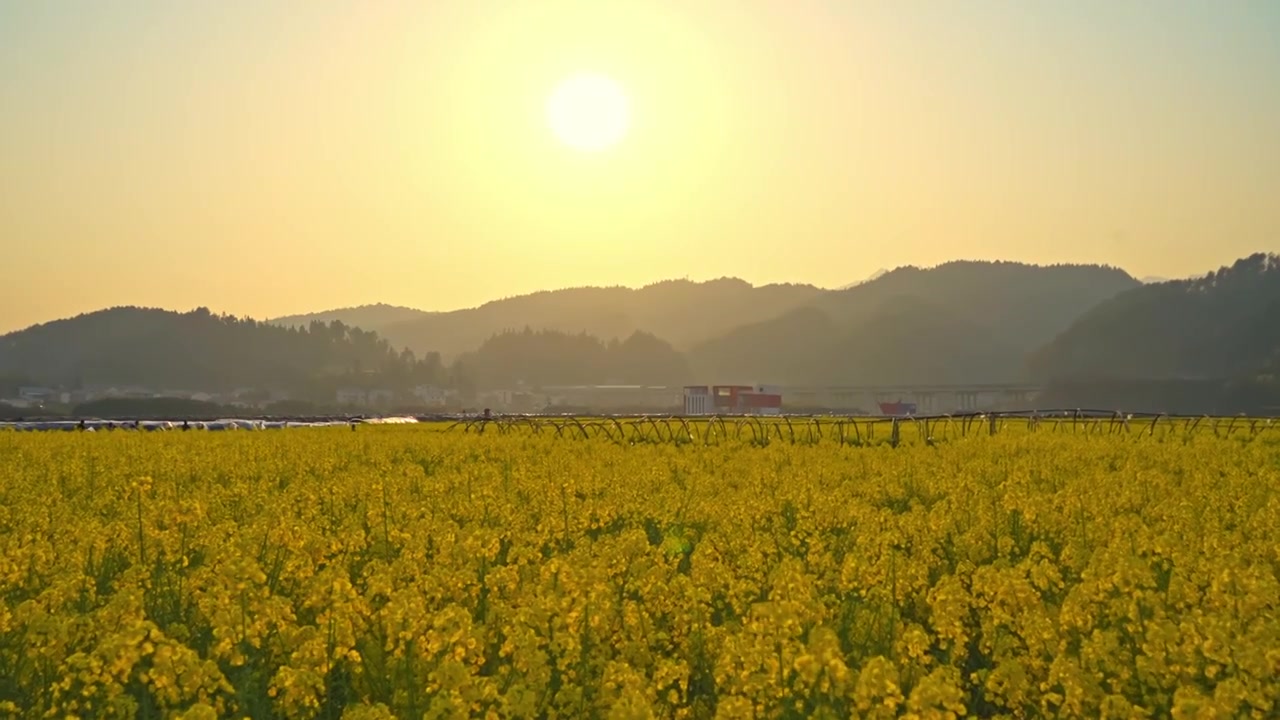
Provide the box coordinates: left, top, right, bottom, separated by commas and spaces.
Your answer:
545, 72, 631, 152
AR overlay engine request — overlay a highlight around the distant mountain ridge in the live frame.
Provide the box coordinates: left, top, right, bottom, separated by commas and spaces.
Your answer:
28, 256, 1280, 398
274, 278, 825, 361
272, 262, 1138, 373
687, 260, 1140, 385
270, 303, 432, 333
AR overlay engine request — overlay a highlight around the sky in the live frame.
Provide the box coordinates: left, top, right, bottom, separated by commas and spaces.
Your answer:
1, 1, 1278, 332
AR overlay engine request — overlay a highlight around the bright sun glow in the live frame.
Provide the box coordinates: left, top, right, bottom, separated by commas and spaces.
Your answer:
545, 73, 631, 152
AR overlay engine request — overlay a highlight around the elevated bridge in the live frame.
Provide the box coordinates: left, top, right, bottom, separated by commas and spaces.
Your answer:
780, 383, 1043, 414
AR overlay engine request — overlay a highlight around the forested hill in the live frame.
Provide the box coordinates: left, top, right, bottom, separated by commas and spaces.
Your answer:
1030, 253, 1280, 382
0, 307, 446, 393
686, 261, 1140, 385
452, 328, 691, 389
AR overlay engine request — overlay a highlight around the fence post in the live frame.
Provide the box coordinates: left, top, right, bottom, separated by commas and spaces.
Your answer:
989, 414, 997, 436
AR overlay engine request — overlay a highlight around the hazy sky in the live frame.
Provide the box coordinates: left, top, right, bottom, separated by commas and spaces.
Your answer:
2, 1, 1278, 332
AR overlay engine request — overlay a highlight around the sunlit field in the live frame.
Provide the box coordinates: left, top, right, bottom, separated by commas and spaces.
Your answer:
0, 426, 1277, 718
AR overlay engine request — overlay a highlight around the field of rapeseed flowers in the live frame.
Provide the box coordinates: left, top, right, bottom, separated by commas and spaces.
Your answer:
0, 425, 1276, 718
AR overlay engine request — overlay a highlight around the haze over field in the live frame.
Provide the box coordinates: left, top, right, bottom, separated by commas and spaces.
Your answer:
2, 1, 1279, 334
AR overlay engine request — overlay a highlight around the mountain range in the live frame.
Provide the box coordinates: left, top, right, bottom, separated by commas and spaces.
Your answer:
270, 278, 827, 362
3, 255, 1277, 409
268, 260, 1140, 386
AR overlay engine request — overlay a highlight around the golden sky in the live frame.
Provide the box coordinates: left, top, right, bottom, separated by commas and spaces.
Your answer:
2, 1, 1278, 332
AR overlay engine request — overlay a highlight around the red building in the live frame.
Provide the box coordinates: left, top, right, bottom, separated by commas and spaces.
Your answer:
877, 400, 918, 416
683, 385, 783, 415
